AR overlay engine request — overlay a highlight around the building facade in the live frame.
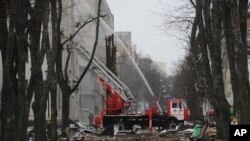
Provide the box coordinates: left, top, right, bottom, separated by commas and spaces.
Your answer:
61, 0, 115, 123
12, 0, 115, 123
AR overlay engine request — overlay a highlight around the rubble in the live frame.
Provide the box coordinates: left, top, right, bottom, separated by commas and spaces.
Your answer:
59, 121, 95, 141
83, 125, 220, 141
56, 126, 221, 141
204, 127, 217, 140
54, 120, 220, 141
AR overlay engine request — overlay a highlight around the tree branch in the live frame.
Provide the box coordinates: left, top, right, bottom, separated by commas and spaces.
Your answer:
61, 14, 105, 47
189, 0, 196, 8
69, 0, 102, 93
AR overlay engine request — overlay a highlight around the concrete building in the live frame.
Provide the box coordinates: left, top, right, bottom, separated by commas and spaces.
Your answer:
116, 31, 139, 63
116, 32, 132, 49
0, 0, 145, 124
19, 0, 115, 123
60, 0, 115, 123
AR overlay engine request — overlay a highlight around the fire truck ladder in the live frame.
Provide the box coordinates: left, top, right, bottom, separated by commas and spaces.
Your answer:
72, 42, 135, 103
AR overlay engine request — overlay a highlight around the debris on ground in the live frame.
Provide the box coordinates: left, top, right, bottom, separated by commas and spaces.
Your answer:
205, 127, 217, 140
83, 125, 221, 141
26, 120, 220, 141
55, 125, 222, 141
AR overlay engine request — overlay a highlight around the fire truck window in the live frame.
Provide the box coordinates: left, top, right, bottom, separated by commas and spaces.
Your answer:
172, 102, 178, 108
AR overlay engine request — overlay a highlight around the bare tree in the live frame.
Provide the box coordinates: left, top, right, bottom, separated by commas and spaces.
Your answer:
163, 0, 232, 140
1, 0, 49, 140
0, 0, 103, 140
172, 54, 203, 121
194, 0, 231, 139
15, 0, 31, 140
1, 1, 16, 140
49, 0, 62, 140
224, 0, 250, 124
56, 0, 103, 134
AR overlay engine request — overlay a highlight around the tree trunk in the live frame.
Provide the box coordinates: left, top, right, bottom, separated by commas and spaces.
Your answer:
227, 0, 250, 124
29, 0, 48, 140
189, 1, 204, 121
239, 0, 250, 124
34, 111, 47, 141
223, 2, 238, 117
50, 86, 58, 141
2, 1, 16, 140
32, 72, 47, 141
16, 105, 30, 141
49, 1, 60, 140
15, 0, 29, 140
0, 2, 8, 63
57, 0, 102, 132
186, 56, 203, 120
0, 3, 8, 140
208, 0, 230, 140
198, 0, 230, 140
62, 93, 70, 133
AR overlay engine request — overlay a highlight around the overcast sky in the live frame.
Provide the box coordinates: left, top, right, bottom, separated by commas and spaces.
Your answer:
106, 0, 187, 75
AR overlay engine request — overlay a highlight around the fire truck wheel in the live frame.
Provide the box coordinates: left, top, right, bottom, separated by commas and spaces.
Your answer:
167, 120, 177, 129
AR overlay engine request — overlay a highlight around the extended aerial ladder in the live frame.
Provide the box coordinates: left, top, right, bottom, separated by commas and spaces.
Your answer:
72, 42, 135, 115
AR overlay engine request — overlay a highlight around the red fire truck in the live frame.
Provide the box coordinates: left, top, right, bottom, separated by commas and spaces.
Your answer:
74, 43, 190, 130
95, 77, 190, 130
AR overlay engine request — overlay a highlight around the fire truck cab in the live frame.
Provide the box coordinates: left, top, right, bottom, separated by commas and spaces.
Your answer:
165, 99, 190, 128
